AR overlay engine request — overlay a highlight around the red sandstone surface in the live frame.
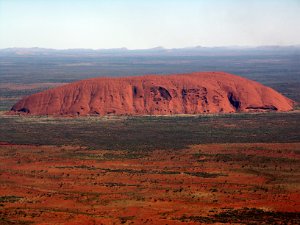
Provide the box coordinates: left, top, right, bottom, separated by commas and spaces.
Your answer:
11, 72, 294, 116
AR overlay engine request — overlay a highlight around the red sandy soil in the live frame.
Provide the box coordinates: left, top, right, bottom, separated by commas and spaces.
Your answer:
0, 143, 299, 224
10, 72, 294, 116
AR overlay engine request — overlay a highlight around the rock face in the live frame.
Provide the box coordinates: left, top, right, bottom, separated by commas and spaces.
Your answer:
11, 72, 294, 116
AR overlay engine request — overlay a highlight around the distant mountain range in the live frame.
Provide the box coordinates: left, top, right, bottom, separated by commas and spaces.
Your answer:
1, 46, 300, 56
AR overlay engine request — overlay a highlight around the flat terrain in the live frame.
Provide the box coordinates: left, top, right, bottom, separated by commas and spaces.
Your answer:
0, 51, 299, 224
1, 112, 300, 150
0, 113, 300, 224
0, 142, 299, 224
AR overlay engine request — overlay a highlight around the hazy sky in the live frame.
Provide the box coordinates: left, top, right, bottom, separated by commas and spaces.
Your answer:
0, 0, 300, 49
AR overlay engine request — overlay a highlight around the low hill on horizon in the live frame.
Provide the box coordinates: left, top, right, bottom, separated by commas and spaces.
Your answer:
1, 46, 300, 56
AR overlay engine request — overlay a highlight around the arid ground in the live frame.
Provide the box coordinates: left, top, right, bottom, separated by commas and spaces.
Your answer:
0, 52, 300, 224
0, 112, 300, 225
0, 142, 299, 224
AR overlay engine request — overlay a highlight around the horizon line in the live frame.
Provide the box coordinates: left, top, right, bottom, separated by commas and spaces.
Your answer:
1, 44, 300, 51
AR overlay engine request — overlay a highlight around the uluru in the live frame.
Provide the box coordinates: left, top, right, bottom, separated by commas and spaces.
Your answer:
10, 72, 294, 116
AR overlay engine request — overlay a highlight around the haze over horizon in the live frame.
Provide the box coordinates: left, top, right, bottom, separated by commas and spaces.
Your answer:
0, 0, 300, 49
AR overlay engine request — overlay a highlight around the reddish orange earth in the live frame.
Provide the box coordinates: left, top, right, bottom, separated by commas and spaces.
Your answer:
10, 72, 294, 116
0, 143, 299, 224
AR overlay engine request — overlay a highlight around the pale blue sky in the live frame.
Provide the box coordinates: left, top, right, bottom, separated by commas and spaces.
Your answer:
0, 0, 299, 49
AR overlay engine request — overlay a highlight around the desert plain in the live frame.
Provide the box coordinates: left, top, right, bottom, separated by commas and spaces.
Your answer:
0, 49, 300, 224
